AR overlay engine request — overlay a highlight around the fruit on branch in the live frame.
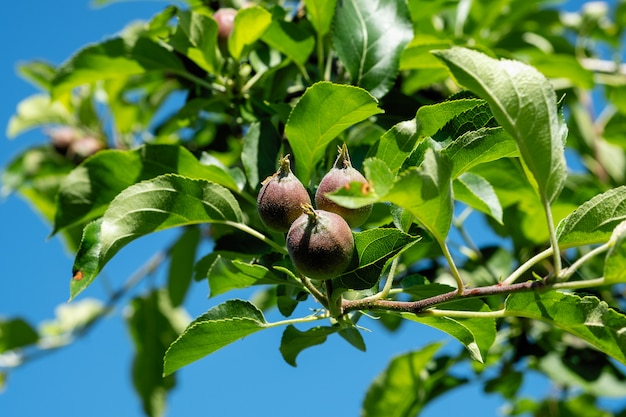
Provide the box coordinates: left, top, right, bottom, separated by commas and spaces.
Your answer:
286, 205, 354, 280
213, 8, 237, 40
315, 144, 372, 228
48, 127, 106, 162
257, 155, 311, 233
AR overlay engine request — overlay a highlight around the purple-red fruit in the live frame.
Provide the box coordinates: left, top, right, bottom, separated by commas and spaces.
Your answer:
315, 144, 372, 228
257, 155, 311, 233
287, 205, 354, 280
213, 8, 237, 40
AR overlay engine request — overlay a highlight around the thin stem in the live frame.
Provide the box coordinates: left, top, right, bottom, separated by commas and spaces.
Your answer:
267, 311, 329, 328
171, 70, 225, 93
553, 277, 606, 290
300, 275, 328, 308
502, 247, 553, 285
316, 33, 325, 79
353, 257, 400, 304
324, 279, 343, 318
441, 240, 464, 295
542, 195, 562, 277
223, 221, 288, 255
559, 244, 610, 281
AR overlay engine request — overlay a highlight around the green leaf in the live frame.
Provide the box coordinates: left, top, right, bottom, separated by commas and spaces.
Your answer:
434, 47, 567, 203
52, 37, 185, 97
556, 186, 626, 248
333, 0, 413, 98
362, 343, 457, 417
54, 144, 241, 234
284, 82, 383, 185
402, 299, 496, 363
400, 35, 452, 71
228, 6, 272, 60
171, 10, 219, 74
0, 318, 39, 353
334, 228, 421, 291
416, 98, 486, 138
442, 127, 518, 179
17, 60, 57, 91
167, 226, 201, 307
304, 0, 337, 36
241, 121, 281, 189
70, 174, 243, 300
367, 119, 420, 174
279, 325, 338, 367
7, 94, 76, 138
505, 291, 626, 365
208, 255, 283, 298
604, 221, 626, 284
261, 18, 315, 66
126, 290, 189, 417
163, 300, 268, 375
385, 148, 453, 242
453, 172, 503, 224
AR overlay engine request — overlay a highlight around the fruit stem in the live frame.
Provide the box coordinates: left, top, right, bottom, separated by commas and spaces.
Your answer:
301, 203, 318, 224
324, 279, 343, 318
278, 154, 292, 177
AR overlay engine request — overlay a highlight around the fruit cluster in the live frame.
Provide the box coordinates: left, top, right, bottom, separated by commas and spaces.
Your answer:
257, 145, 372, 280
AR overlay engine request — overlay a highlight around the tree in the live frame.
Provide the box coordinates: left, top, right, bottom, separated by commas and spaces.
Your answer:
3, 0, 626, 416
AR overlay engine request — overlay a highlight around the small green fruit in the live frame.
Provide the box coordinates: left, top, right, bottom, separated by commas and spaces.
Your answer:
257, 155, 311, 233
315, 144, 372, 228
287, 205, 354, 280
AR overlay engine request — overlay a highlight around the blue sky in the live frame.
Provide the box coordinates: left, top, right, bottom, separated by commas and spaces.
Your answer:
0, 1, 612, 416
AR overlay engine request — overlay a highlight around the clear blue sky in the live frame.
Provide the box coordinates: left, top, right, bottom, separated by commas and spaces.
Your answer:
0, 1, 611, 416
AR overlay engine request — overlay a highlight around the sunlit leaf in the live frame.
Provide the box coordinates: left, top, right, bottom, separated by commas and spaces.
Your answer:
54, 144, 241, 234
261, 19, 315, 66
556, 186, 626, 248
333, 0, 413, 98
604, 220, 626, 284
385, 148, 453, 242
304, 0, 337, 36
228, 6, 272, 60
505, 291, 626, 364
163, 300, 268, 375
0, 318, 39, 353
7, 95, 75, 138
284, 82, 382, 186
434, 47, 567, 203
208, 255, 284, 297
453, 172, 503, 224
70, 174, 243, 299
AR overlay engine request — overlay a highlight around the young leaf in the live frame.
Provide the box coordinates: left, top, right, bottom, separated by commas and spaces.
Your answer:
304, 0, 337, 37
279, 325, 338, 367
167, 226, 201, 307
333, 0, 413, 98
442, 127, 518, 179
70, 174, 243, 299
261, 19, 315, 66
171, 10, 220, 74
126, 290, 188, 417
505, 291, 626, 365
54, 144, 241, 234
433, 47, 567, 203
402, 299, 496, 363
284, 82, 383, 185
334, 228, 421, 291
416, 98, 485, 138
163, 300, 268, 375
385, 148, 453, 243
604, 221, 626, 284
453, 172, 503, 224
556, 186, 626, 248
367, 119, 420, 174
228, 6, 272, 60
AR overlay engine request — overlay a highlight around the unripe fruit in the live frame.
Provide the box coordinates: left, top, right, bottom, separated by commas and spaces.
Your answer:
213, 8, 237, 40
315, 144, 372, 228
257, 155, 311, 233
287, 205, 355, 280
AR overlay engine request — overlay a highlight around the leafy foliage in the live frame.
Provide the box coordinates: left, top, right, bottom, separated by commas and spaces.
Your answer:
4, 1, 626, 416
